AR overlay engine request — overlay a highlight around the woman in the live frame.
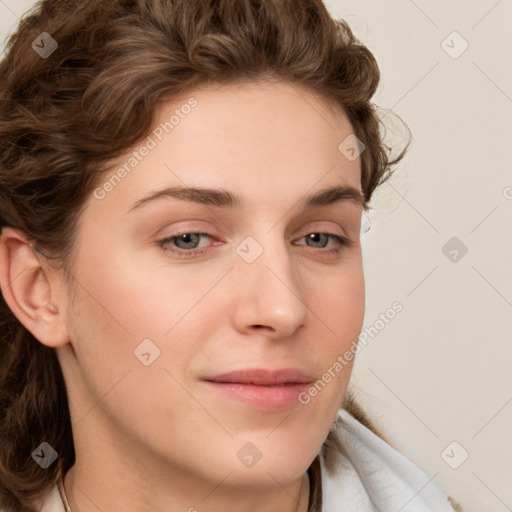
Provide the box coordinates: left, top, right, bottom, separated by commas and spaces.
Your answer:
0, 0, 463, 511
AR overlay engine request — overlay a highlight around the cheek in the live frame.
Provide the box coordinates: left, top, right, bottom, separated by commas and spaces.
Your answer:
69, 243, 182, 338
63, 249, 206, 434
313, 257, 365, 346
305, 257, 365, 400
65, 241, 222, 375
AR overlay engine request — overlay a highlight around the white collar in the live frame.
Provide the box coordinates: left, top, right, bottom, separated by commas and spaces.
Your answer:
320, 408, 456, 511
38, 482, 65, 512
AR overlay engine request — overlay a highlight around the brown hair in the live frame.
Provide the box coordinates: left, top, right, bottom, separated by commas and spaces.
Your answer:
0, 0, 410, 510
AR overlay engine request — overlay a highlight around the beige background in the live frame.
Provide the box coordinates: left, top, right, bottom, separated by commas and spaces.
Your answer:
1, 1, 511, 511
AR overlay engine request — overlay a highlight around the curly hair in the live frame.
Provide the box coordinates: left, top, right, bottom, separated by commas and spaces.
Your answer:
0, 1, 410, 510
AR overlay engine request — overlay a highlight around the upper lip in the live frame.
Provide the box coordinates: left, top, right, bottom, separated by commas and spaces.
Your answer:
202, 368, 314, 385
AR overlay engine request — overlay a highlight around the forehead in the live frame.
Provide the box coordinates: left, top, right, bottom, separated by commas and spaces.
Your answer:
169, 79, 352, 144
88, 79, 362, 216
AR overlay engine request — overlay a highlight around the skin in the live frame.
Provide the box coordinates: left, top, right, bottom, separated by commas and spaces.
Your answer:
0, 79, 365, 512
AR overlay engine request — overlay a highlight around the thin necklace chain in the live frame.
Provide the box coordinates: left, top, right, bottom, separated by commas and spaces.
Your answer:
56, 471, 310, 512
57, 476, 72, 512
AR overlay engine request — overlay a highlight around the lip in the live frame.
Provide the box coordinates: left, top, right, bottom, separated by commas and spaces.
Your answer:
203, 368, 314, 385
202, 368, 314, 410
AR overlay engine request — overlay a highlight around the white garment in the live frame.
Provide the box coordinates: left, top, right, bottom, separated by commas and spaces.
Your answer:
320, 408, 456, 511
31, 408, 456, 512
36, 485, 63, 512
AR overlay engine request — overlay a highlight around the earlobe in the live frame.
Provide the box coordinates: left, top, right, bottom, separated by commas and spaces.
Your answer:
0, 227, 70, 348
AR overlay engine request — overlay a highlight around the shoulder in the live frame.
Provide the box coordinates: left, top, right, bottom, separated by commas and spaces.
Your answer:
340, 389, 392, 444
1, 486, 61, 512
318, 391, 464, 512
26, 484, 65, 512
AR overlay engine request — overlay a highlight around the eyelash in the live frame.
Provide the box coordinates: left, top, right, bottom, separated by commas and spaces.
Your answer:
156, 230, 353, 259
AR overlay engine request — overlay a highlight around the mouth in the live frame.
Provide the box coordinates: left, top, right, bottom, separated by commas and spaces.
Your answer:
201, 368, 313, 410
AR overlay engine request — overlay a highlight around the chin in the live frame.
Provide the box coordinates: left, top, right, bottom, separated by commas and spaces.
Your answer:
219, 432, 319, 485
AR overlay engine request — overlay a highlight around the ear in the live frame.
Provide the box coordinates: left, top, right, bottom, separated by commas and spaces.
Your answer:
0, 227, 70, 348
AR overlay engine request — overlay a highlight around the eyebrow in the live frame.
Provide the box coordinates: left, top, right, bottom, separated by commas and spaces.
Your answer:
126, 184, 366, 214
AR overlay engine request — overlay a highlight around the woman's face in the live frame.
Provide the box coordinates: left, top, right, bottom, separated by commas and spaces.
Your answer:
58, 80, 365, 490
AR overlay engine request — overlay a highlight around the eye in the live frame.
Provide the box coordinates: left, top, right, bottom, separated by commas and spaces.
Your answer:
158, 231, 214, 258
169, 232, 208, 250
156, 230, 353, 259
295, 233, 353, 255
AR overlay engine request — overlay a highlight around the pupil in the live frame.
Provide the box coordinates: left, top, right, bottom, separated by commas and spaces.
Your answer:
308, 233, 325, 247
178, 234, 198, 248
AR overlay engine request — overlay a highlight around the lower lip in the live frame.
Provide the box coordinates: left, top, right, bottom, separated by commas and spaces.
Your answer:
203, 381, 310, 410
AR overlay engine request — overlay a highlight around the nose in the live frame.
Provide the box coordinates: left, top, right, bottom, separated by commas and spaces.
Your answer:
229, 235, 310, 339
